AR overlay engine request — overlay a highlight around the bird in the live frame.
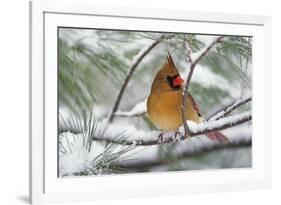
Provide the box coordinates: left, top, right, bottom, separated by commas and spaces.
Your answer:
146, 53, 229, 143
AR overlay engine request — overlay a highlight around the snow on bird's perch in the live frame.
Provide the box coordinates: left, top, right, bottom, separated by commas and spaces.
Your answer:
60, 111, 251, 146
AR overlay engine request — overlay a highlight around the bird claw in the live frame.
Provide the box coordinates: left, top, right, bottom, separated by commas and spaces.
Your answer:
158, 133, 164, 144
173, 131, 181, 142
158, 131, 180, 143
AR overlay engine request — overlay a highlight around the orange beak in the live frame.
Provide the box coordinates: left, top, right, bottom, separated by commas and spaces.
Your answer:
172, 76, 184, 87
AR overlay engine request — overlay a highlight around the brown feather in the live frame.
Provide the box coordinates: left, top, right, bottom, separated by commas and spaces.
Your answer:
147, 54, 201, 130
147, 54, 229, 143
188, 94, 200, 114
147, 91, 201, 130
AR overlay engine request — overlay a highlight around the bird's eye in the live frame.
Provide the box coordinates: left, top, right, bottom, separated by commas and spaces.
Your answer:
166, 75, 179, 83
166, 76, 173, 82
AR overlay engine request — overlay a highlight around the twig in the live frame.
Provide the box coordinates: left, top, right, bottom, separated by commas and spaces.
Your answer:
206, 95, 252, 121
60, 111, 251, 146
184, 35, 193, 64
181, 36, 224, 138
108, 36, 165, 123
114, 111, 146, 118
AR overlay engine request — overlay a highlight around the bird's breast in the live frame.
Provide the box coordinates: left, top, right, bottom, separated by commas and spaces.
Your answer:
147, 91, 200, 131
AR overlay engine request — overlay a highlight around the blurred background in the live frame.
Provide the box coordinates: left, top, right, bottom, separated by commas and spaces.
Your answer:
58, 28, 252, 177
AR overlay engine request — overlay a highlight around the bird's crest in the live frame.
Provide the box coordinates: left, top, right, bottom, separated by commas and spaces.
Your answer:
167, 52, 176, 68
150, 53, 182, 93
158, 52, 179, 76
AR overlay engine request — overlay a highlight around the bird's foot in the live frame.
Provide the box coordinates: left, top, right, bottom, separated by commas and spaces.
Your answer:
158, 132, 165, 144
173, 131, 181, 142
158, 131, 179, 144
157, 133, 164, 143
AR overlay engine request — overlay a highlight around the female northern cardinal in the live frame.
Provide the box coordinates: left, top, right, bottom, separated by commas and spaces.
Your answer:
147, 53, 229, 143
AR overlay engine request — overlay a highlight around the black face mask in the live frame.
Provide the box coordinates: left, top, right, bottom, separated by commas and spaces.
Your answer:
166, 74, 181, 89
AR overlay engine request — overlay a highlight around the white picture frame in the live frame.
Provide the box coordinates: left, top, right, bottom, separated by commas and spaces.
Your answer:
29, 1, 272, 204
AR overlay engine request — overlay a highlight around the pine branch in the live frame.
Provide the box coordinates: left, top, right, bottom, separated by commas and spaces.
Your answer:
181, 36, 224, 138
60, 111, 251, 146
206, 94, 251, 121
114, 111, 146, 118
108, 36, 166, 123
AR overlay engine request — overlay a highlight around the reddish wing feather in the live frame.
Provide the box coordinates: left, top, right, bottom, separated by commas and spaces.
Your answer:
206, 131, 229, 144
188, 94, 229, 144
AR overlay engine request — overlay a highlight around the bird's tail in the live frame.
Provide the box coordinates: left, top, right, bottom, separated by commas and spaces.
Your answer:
206, 131, 229, 144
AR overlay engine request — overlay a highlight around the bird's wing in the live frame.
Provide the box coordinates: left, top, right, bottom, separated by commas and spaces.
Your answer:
187, 93, 200, 114
187, 94, 230, 143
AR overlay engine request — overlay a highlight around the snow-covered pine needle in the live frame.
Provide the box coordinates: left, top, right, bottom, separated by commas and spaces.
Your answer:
59, 109, 137, 176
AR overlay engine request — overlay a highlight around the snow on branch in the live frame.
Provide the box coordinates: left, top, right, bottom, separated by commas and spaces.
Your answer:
181, 36, 224, 138
207, 94, 252, 122
109, 35, 171, 123
61, 111, 251, 146
114, 99, 147, 117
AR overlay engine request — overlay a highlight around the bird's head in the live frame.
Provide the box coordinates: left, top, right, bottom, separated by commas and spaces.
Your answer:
151, 53, 184, 93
